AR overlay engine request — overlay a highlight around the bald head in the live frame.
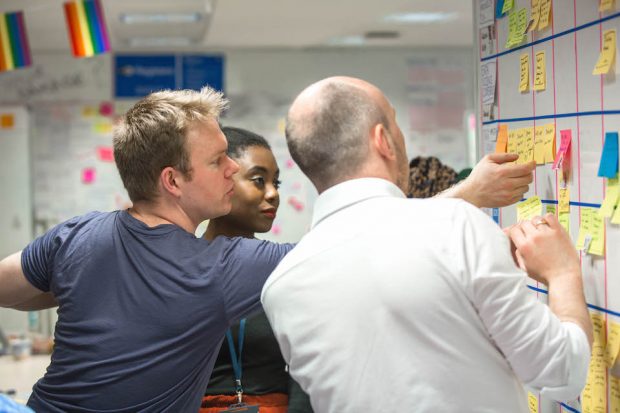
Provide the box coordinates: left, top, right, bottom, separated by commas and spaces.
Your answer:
285, 77, 390, 192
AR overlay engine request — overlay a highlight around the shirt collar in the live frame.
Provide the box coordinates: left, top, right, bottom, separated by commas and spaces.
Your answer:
311, 178, 406, 229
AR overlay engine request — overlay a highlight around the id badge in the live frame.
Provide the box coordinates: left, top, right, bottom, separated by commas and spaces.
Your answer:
221, 403, 260, 413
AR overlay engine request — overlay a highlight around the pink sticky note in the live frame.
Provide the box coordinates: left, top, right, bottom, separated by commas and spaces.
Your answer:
285, 159, 295, 169
97, 146, 115, 162
292, 182, 302, 190
81, 168, 96, 184
99, 102, 114, 117
287, 196, 305, 212
553, 129, 572, 170
271, 224, 282, 235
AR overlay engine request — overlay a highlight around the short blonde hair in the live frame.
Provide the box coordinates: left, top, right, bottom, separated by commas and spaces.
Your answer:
113, 87, 228, 202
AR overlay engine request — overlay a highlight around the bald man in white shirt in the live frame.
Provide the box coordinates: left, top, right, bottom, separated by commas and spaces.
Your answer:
261, 76, 592, 413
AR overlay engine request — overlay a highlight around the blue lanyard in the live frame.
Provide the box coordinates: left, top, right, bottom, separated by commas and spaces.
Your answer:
225, 318, 246, 395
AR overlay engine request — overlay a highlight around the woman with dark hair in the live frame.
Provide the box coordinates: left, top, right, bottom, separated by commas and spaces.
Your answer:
200, 127, 312, 413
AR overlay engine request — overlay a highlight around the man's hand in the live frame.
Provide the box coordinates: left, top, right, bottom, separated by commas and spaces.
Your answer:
507, 213, 580, 285
448, 153, 535, 208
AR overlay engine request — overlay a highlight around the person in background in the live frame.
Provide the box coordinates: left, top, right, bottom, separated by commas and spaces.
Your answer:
261, 76, 592, 413
200, 127, 312, 413
407, 156, 458, 198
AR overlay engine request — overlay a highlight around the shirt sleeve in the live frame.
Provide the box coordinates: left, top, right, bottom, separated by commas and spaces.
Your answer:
216, 237, 294, 325
452, 201, 590, 402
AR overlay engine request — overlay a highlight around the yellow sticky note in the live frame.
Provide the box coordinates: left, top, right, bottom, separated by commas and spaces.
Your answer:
507, 129, 518, 157
589, 210, 605, 256
528, 0, 541, 33
559, 187, 570, 213
516, 8, 529, 39
612, 376, 620, 413
600, 0, 616, 13
606, 321, 620, 368
543, 123, 556, 163
523, 127, 534, 163
527, 392, 538, 413
503, 0, 515, 15
277, 118, 286, 135
613, 195, 620, 224
538, 0, 552, 30
82, 106, 96, 117
515, 128, 526, 164
93, 122, 113, 135
520, 53, 530, 92
506, 11, 520, 48
576, 208, 593, 250
534, 51, 546, 91
559, 211, 570, 234
496, 125, 508, 153
546, 204, 557, 215
517, 196, 542, 222
600, 177, 620, 218
583, 313, 607, 413
593, 29, 617, 75
534, 126, 545, 164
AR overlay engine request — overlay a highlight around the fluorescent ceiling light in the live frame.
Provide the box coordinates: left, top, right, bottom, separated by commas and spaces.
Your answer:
327, 35, 366, 46
383, 12, 458, 24
127, 37, 194, 47
120, 13, 202, 24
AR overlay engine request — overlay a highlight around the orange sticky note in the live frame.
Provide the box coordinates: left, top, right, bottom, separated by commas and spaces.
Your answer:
0, 114, 14, 129
495, 125, 508, 153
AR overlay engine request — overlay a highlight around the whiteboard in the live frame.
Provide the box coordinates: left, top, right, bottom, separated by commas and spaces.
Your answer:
476, 1, 620, 412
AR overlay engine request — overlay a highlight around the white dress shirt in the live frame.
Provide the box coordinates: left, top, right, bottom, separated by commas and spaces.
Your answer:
262, 178, 590, 413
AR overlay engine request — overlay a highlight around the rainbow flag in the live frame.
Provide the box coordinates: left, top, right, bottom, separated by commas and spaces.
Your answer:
63, 0, 110, 58
0, 11, 32, 72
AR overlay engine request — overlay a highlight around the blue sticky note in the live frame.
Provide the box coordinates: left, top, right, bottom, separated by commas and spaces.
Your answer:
496, 0, 506, 18
598, 132, 619, 178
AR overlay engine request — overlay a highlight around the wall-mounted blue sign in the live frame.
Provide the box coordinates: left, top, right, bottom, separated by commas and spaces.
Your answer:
115, 54, 224, 98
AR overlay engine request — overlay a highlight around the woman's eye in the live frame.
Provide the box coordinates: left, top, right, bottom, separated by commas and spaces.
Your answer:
252, 177, 265, 187
273, 179, 282, 190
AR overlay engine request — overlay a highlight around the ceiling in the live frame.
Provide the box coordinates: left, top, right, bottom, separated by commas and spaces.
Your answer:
1, 0, 474, 52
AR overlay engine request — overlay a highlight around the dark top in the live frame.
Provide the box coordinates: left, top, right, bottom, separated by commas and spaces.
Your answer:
205, 311, 314, 412
21, 210, 293, 413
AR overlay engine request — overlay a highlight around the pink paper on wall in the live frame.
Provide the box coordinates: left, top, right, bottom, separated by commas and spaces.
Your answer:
97, 146, 114, 162
552, 129, 572, 170
99, 102, 114, 117
81, 167, 96, 184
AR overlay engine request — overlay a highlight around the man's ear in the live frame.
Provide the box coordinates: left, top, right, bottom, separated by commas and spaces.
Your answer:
371, 123, 396, 160
160, 166, 183, 197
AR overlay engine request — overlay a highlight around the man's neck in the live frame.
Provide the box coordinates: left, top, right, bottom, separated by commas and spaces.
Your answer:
128, 201, 195, 234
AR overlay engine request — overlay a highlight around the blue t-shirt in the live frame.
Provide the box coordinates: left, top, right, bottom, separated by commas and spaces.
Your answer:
21, 210, 293, 412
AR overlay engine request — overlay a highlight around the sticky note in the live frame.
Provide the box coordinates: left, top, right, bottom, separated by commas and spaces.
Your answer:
534, 126, 545, 164
543, 123, 556, 163
600, 177, 619, 218
613, 195, 620, 224
581, 313, 607, 412
538, 0, 552, 30
576, 208, 593, 250
611, 376, 620, 413
598, 132, 619, 178
519, 53, 530, 92
0, 114, 14, 129
81, 168, 96, 184
559, 187, 570, 213
606, 321, 620, 368
593, 29, 617, 75
553, 129, 572, 170
527, 392, 538, 413
507, 130, 518, 157
99, 102, 114, 117
97, 146, 115, 162
546, 204, 557, 215
502, 0, 514, 15
506, 8, 528, 48
523, 127, 534, 163
285, 159, 295, 169
534, 51, 546, 91
600, 0, 616, 12
496, 125, 508, 153
528, 0, 541, 32
589, 211, 605, 256
516, 8, 529, 39
559, 212, 570, 234
515, 128, 526, 164
277, 118, 286, 135
517, 196, 542, 222
82, 106, 96, 117
93, 122, 113, 134
271, 224, 282, 236
496, 0, 506, 18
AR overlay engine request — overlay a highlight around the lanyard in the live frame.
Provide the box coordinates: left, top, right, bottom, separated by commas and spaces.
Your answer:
225, 318, 246, 403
